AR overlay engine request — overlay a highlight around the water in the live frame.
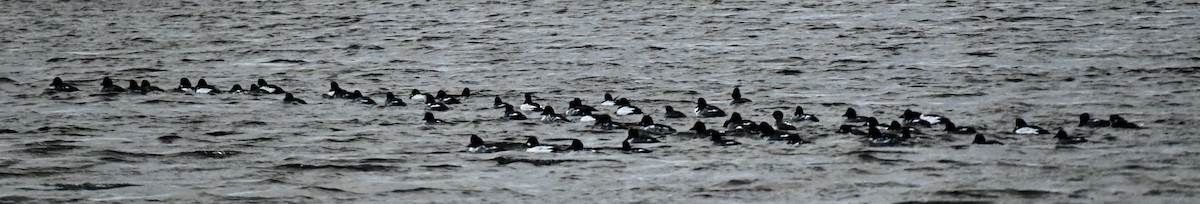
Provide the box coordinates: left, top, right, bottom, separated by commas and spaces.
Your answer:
1, 0, 1198, 203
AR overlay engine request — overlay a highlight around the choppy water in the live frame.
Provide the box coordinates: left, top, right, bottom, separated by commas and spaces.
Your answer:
2, 0, 1199, 203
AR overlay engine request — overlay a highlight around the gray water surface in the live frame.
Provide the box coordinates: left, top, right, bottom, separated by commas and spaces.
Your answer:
1, 0, 1199, 203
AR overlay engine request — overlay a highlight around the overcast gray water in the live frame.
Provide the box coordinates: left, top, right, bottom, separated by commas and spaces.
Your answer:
2, 0, 1199, 203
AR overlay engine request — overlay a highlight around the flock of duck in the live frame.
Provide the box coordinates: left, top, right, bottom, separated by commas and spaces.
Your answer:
43, 76, 1146, 154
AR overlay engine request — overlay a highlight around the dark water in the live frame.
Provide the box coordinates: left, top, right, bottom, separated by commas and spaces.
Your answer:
2, 0, 1199, 203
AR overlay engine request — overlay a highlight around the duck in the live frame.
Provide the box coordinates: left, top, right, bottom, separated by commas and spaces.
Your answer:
636, 115, 676, 135
350, 90, 376, 105
1054, 129, 1087, 145
887, 121, 922, 135
621, 140, 652, 153
722, 112, 757, 135
971, 134, 1004, 145
193, 79, 221, 94
863, 117, 890, 131
758, 122, 799, 141
409, 89, 427, 101
519, 93, 543, 112
710, 131, 741, 146
323, 81, 350, 99
680, 121, 712, 138
614, 98, 644, 116
564, 139, 596, 152
589, 114, 626, 130
578, 111, 598, 122
254, 79, 286, 94
48, 77, 80, 93
600, 93, 617, 106
502, 105, 527, 120
842, 108, 870, 123
1109, 115, 1142, 129
424, 97, 450, 111
625, 129, 660, 144
565, 98, 598, 116
493, 96, 511, 109
791, 106, 819, 122
663, 106, 686, 118
172, 78, 192, 93
836, 125, 867, 136
524, 137, 561, 153
730, 86, 752, 105
693, 98, 727, 117
866, 125, 897, 139
866, 126, 908, 147
140, 80, 164, 92
941, 118, 977, 135
282, 93, 307, 104
1013, 118, 1050, 134
248, 84, 263, 95
786, 134, 809, 145
126, 80, 145, 94
423, 112, 453, 125
772, 110, 797, 131
1077, 113, 1111, 128
900, 109, 944, 125
920, 112, 946, 125
228, 84, 248, 94
901, 117, 934, 128
466, 135, 499, 153
247, 84, 261, 94
99, 77, 125, 93
539, 106, 570, 123
435, 90, 461, 104
382, 92, 406, 107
